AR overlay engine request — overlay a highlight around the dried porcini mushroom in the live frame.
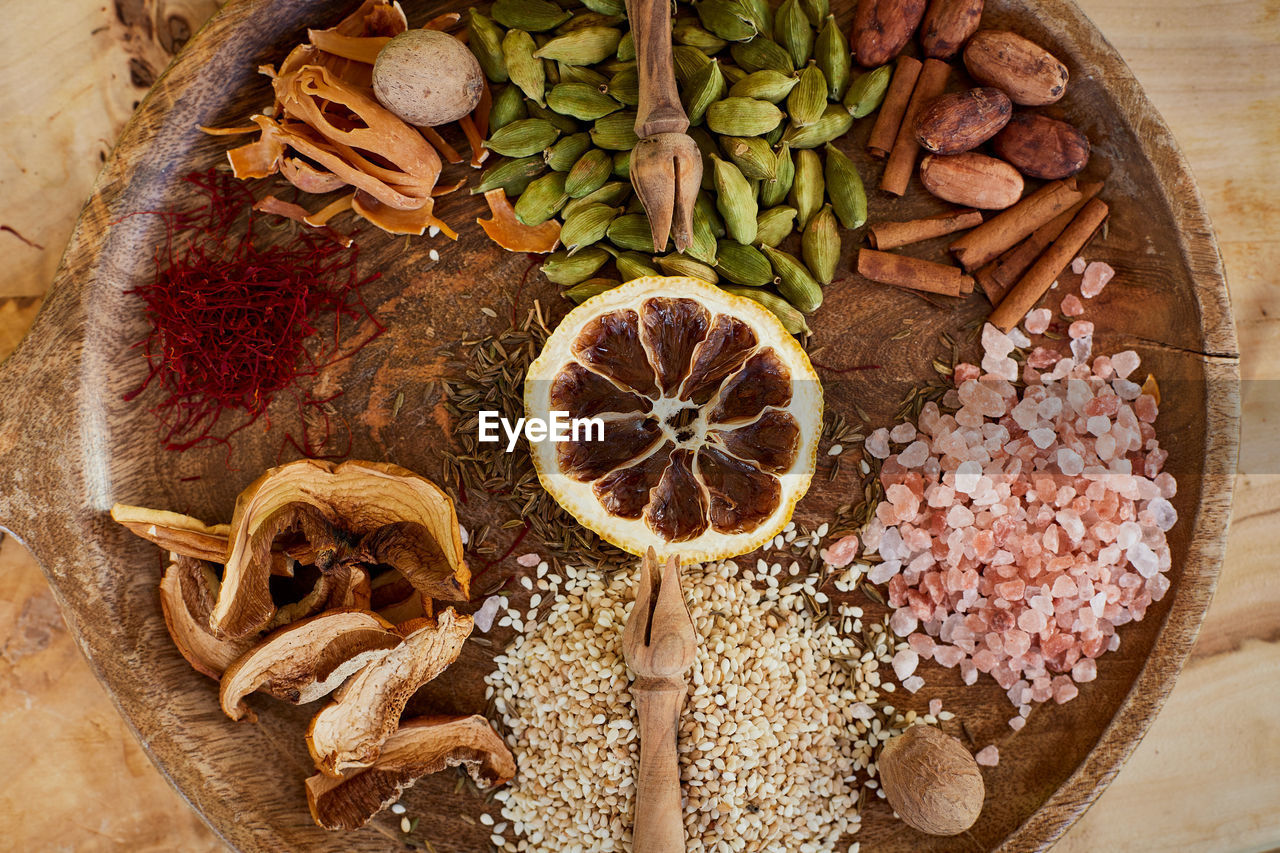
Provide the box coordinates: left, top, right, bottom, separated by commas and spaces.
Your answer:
306, 715, 515, 830
159, 554, 259, 680
211, 459, 469, 639
878, 724, 985, 836
370, 568, 432, 624
113, 504, 231, 564
219, 609, 402, 722
307, 607, 473, 776
266, 564, 372, 630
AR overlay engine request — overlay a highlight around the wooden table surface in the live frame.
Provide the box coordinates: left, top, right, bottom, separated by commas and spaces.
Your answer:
0, 0, 1276, 850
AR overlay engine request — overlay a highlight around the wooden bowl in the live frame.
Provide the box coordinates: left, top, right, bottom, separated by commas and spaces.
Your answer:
0, 0, 1239, 850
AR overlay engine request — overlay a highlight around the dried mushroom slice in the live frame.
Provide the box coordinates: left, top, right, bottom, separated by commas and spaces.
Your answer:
306, 715, 515, 831
265, 563, 371, 631
159, 555, 259, 680
306, 608, 473, 776
525, 277, 822, 564
219, 609, 402, 722
212, 459, 468, 639
112, 504, 231, 564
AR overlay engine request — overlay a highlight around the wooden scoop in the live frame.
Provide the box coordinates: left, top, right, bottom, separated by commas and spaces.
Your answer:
621, 548, 697, 853
625, 0, 703, 252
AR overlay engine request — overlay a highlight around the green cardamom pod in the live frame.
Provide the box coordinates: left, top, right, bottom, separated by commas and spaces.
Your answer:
503, 30, 545, 106
815, 15, 850, 100
759, 143, 794, 207
687, 199, 720, 265
489, 84, 528, 132
801, 203, 840, 285
755, 205, 797, 247
738, 0, 774, 36
612, 149, 632, 178
782, 103, 852, 148
695, 0, 758, 42
547, 82, 622, 121
615, 251, 659, 281
484, 118, 561, 158
728, 69, 800, 103
560, 203, 621, 254
557, 12, 625, 34
472, 155, 548, 195
844, 65, 892, 118
541, 246, 611, 285
526, 100, 580, 134
534, 27, 623, 65
706, 97, 784, 136
657, 254, 720, 283
689, 127, 718, 191
721, 64, 748, 86
762, 244, 823, 312
563, 180, 632, 218
468, 11, 508, 84
606, 213, 664, 253
683, 59, 726, 126
730, 37, 795, 75
715, 239, 776, 286
694, 191, 726, 238
564, 149, 613, 198
617, 30, 636, 61
580, 0, 626, 16
673, 45, 713, 85
590, 111, 640, 150
595, 57, 635, 75
787, 62, 827, 127
608, 66, 640, 106
557, 63, 611, 88
800, 0, 829, 28
775, 0, 813, 70
673, 19, 728, 53
764, 123, 785, 146
823, 142, 868, 229
515, 172, 570, 225
722, 285, 810, 334
492, 0, 571, 32
565, 277, 622, 303
720, 136, 777, 181
789, 148, 824, 229
544, 132, 593, 171
543, 57, 561, 87
711, 154, 758, 245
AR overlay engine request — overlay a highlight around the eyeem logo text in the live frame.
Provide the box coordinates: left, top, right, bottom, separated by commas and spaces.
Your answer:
478, 411, 605, 452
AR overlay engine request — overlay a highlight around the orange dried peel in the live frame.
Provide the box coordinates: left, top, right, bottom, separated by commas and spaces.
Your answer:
478, 189, 561, 253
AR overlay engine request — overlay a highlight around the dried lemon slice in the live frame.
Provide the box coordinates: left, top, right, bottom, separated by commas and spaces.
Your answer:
525, 276, 822, 564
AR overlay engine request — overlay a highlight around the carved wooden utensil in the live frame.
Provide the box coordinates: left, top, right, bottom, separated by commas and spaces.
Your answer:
622, 548, 697, 853
625, 0, 702, 252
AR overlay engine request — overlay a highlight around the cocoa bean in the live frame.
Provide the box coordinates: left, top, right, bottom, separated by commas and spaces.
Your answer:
919, 151, 1024, 209
963, 29, 1068, 106
920, 0, 983, 60
852, 0, 927, 67
914, 86, 1012, 155
991, 112, 1090, 179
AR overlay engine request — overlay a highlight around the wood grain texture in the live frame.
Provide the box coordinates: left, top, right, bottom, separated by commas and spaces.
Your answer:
0, 0, 1274, 851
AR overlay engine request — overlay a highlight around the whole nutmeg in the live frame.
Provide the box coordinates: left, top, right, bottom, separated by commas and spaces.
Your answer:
878, 725, 985, 836
372, 29, 484, 127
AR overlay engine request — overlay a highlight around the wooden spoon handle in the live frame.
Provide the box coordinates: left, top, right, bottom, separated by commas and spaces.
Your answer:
632, 679, 687, 853
625, 0, 689, 138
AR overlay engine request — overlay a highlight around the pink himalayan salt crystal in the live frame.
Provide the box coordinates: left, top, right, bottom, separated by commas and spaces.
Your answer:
821, 533, 860, 568
982, 323, 1015, 357
954, 362, 981, 383
899, 440, 930, 468
908, 632, 936, 658
516, 553, 542, 567
902, 675, 926, 693
1009, 715, 1027, 731
1071, 657, 1097, 683
866, 428, 891, 458
1028, 346, 1060, 369
890, 422, 917, 443
1069, 320, 1095, 339
1071, 256, 1087, 274
1053, 675, 1079, 704
1081, 261, 1116, 298
890, 607, 918, 637
975, 745, 1000, 767
1061, 293, 1085, 316
1025, 308, 1052, 335
934, 644, 964, 667
892, 648, 920, 680
1111, 350, 1141, 380
929, 698, 943, 717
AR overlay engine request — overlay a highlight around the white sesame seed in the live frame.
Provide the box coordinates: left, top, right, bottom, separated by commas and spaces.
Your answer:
828, 444, 843, 456
428, 248, 440, 262
401, 817, 412, 833
391, 803, 406, 815
480, 813, 494, 825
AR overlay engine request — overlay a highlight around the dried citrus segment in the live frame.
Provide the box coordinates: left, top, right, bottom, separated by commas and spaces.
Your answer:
526, 277, 822, 564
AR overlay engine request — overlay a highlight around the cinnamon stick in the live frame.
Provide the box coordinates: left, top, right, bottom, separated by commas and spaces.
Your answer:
989, 197, 1109, 331
881, 58, 950, 196
857, 248, 967, 297
976, 181, 1103, 303
867, 55, 923, 159
868, 208, 983, 249
949, 178, 1083, 271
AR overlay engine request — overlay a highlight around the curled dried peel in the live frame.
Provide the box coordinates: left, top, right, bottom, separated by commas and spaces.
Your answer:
211, 459, 469, 639
478, 189, 562, 253
219, 608, 401, 722
306, 608, 474, 776
306, 715, 514, 830
159, 555, 258, 680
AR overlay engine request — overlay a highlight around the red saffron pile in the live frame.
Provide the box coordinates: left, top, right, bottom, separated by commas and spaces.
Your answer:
125, 170, 383, 454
